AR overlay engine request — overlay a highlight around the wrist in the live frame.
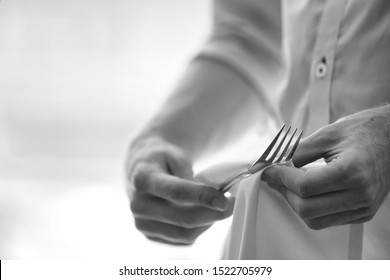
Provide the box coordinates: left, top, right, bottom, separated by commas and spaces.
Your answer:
126, 132, 165, 171
129, 131, 166, 151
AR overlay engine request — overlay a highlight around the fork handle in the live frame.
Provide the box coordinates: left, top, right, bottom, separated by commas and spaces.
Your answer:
219, 162, 275, 193
218, 171, 250, 193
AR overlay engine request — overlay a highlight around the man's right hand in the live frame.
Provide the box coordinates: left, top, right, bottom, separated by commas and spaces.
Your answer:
125, 137, 235, 245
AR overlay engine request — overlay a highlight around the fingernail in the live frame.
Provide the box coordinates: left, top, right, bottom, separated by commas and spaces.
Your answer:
212, 197, 228, 211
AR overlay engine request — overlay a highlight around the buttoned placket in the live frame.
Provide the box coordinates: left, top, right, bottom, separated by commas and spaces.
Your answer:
306, 0, 364, 260
306, 0, 348, 133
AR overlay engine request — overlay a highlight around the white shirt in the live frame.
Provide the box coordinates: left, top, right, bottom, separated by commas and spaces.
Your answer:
197, 0, 390, 259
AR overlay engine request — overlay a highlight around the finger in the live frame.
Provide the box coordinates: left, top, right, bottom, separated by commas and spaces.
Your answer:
268, 183, 372, 229
262, 157, 351, 197
134, 219, 211, 245
292, 125, 339, 167
165, 149, 194, 180
131, 194, 235, 228
343, 215, 375, 225
146, 236, 192, 246
133, 165, 229, 211
304, 207, 372, 230
267, 183, 370, 219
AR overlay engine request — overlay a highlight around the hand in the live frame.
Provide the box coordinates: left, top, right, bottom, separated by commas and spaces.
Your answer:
261, 105, 390, 230
126, 137, 234, 245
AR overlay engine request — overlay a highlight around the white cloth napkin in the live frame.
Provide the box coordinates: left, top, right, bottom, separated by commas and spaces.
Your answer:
195, 161, 370, 259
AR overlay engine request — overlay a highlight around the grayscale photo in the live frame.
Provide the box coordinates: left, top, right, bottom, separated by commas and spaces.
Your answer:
0, 0, 389, 260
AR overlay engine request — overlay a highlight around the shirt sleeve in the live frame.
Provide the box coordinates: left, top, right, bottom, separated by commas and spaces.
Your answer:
196, 0, 283, 121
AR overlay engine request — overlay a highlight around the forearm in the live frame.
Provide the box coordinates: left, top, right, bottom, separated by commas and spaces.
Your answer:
132, 59, 264, 161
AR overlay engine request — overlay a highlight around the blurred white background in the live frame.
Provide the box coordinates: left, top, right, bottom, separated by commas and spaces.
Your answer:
0, 0, 242, 259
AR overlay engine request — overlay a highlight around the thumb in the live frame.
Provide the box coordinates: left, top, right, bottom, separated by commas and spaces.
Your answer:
292, 125, 336, 167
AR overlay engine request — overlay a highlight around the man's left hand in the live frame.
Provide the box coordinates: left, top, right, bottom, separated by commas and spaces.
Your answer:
262, 105, 390, 230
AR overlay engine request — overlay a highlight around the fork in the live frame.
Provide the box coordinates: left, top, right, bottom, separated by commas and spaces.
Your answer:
218, 124, 303, 193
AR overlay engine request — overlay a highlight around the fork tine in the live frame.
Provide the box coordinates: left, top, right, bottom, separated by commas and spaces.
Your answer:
267, 126, 291, 162
285, 129, 303, 161
275, 127, 297, 163
252, 124, 285, 165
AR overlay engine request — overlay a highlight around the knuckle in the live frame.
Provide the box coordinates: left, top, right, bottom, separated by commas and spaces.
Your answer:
132, 167, 150, 192
145, 235, 159, 243
172, 229, 197, 245
179, 214, 197, 228
347, 156, 361, 175
360, 188, 376, 207
197, 187, 208, 205
134, 218, 146, 231
334, 162, 349, 181
363, 204, 376, 216
308, 125, 341, 152
298, 171, 318, 197
297, 179, 312, 198
319, 124, 340, 145
305, 219, 324, 231
130, 200, 144, 215
296, 202, 311, 219
168, 186, 189, 202
218, 203, 235, 219
184, 231, 199, 245
351, 168, 370, 187
177, 185, 215, 207
185, 227, 209, 245
347, 154, 372, 184
362, 215, 375, 223
129, 200, 138, 213
181, 238, 195, 246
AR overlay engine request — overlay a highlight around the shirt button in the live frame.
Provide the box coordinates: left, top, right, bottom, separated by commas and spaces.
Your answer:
315, 58, 327, 79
